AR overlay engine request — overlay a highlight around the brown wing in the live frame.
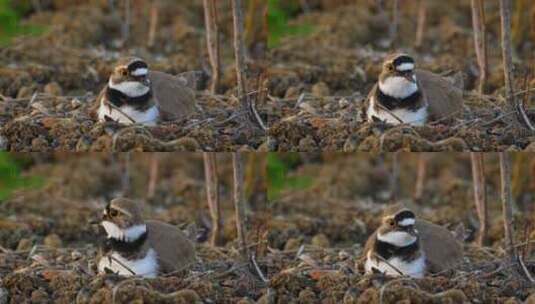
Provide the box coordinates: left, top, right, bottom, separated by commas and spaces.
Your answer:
416, 219, 463, 273
146, 220, 196, 273
89, 87, 107, 120
356, 230, 377, 273
148, 71, 197, 121
416, 69, 463, 121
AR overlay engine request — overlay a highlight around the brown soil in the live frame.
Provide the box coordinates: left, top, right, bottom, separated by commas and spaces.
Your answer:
0, 153, 269, 303
267, 153, 535, 303
267, 1, 535, 152
0, 1, 267, 152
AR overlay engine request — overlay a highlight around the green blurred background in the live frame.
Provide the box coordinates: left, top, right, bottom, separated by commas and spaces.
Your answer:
0, 0, 43, 45
0, 153, 43, 201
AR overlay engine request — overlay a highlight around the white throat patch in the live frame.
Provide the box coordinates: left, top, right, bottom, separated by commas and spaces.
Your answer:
101, 221, 147, 242
379, 76, 418, 99
377, 231, 417, 247
98, 248, 158, 278
108, 79, 150, 97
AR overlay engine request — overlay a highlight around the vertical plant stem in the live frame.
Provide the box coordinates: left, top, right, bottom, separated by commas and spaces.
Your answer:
470, 153, 488, 246
471, 0, 488, 94
203, 0, 221, 94
389, 0, 399, 44
415, 0, 427, 48
203, 153, 223, 246
148, 2, 159, 48
232, 153, 249, 260
121, 152, 131, 195
389, 153, 400, 201
499, 152, 517, 262
414, 153, 427, 200
147, 153, 159, 199
122, 0, 131, 43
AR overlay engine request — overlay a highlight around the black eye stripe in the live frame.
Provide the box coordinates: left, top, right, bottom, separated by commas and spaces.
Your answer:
394, 210, 415, 222
393, 55, 414, 67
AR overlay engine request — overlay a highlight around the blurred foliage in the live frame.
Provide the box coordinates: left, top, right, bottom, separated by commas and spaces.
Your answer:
267, 153, 313, 201
268, 0, 313, 48
0, 0, 44, 46
0, 153, 43, 201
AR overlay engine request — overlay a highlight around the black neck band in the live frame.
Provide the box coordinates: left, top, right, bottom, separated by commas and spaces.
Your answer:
105, 87, 152, 111
374, 237, 420, 261
376, 88, 422, 112
104, 231, 148, 255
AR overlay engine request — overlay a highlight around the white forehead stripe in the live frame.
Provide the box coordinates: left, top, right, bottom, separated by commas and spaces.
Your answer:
396, 63, 414, 72
398, 218, 415, 226
131, 68, 148, 76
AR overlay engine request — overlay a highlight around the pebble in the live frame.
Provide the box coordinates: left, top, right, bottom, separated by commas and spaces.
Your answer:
16, 238, 32, 251
311, 82, 330, 97
44, 82, 63, 96
311, 233, 330, 248
43, 234, 62, 248
284, 238, 301, 251
0, 288, 8, 304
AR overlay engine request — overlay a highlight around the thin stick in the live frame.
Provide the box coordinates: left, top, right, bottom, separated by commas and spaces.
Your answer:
415, 0, 427, 48
414, 153, 427, 200
148, 2, 159, 48
231, 0, 254, 128
122, 0, 131, 43
471, 0, 488, 94
373, 253, 404, 276
203, 0, 221, 93
389, 0, 399, 45
147, 153, 159, 199
203, 152, 223, 246
471, 153, 488, 246
251, 253, 268, 283
499, 152, 517, 262
232, 153, 249, 260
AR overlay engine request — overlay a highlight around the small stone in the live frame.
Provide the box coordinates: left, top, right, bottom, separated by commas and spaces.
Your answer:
237, 298, 255, 304
311, 233, 330, 248
343, 287, 359, 304
298, 288, 317, 302
71, 98, 82, 108
44, 82, 63, 96
298, 136, 317, 151
16, 238, 32, 251
0, 136, 7, 151
338, 98, 350, 108
0, 288, 8, 304
525, 293, 535, 304
43, 234, 62, 248
338, 250, 350, 260
31, 289, 49, 303
311, 82, 330, 97
284, 86, 301, 99
17, 86, 33, 99
284, 238, 301, 251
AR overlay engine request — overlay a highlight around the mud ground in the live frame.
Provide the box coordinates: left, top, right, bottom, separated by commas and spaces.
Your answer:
0, 153, 270, 303
266, 153, 535, 303
266, 1, 535, 152
0, 1, 267, 152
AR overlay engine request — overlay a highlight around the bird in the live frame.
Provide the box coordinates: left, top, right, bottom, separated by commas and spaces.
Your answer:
361, 204, 463, 278
365, 53, 464, 126
97, 198, 196, 278
93, 57, 197, 126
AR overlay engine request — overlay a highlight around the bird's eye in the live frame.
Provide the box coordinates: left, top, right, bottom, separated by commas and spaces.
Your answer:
121, 69, 128, 76
109, 209, 119, 217
388, 219, 395, 226
387, 64, 394, 71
